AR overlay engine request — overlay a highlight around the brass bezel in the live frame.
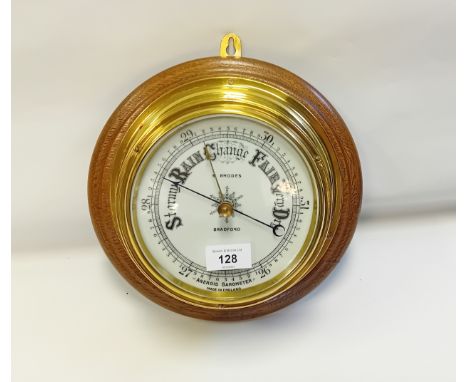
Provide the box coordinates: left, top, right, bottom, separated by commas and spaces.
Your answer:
111, 77, 340, 309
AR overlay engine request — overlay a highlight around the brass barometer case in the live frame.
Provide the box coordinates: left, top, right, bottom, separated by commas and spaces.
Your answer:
88, 34, 362, 320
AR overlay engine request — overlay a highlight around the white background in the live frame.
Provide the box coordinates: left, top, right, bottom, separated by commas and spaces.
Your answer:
12, 0, 455, 381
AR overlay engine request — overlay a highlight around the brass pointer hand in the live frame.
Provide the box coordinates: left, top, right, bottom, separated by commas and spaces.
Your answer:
204, 144, 233, 218
204, 144, 224, 201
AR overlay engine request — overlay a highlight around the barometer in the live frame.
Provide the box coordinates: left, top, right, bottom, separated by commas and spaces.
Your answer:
88, 33, 362, 320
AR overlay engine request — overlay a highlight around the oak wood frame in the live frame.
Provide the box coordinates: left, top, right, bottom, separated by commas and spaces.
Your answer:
88, 56, 362, 320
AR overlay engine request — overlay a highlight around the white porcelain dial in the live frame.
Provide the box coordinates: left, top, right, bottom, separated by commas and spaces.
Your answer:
131, 115, 317, 296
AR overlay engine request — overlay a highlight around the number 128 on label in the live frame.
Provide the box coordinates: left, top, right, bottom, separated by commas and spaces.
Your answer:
205, 243, 252, 271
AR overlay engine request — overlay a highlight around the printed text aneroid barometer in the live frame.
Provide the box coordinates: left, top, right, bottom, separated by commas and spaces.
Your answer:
88, 34, 362, 320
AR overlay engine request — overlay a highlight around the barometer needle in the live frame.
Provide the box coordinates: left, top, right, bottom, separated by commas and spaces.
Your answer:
162, 177, 275, 231
163, 177, 219, 204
